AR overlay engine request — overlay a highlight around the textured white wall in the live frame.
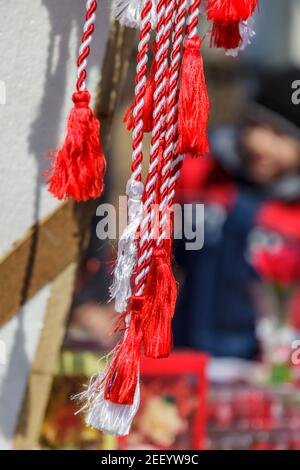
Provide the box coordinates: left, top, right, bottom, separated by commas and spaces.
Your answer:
0, 285, 51, 450
0, 0, 111, 448
0, 0, 111, 257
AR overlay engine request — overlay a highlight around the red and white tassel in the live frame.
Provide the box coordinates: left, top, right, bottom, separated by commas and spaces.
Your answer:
206, 0, 258, 21
47, 0, 106, 202
86, 380, 140, 436
110, 0, 152, 314
104, 303, 144, 405
77, 313, 142, 434
142, 0, 186, 359
105, 0, 171, 423
75, 349, 140, 436
75, 0, 262, 440
207, 0, 258, 50
82, 1, 153, 437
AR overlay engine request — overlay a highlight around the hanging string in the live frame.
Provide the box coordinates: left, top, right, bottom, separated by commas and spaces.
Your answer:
77, 0, 98, 92
47, 0, 106, 202
168, 0, 201, 207
110, 0, 153, 313
158, 0, 188, 246
77, 2, 154, 433
140, 0, 189, 360
134, 0, 169, 298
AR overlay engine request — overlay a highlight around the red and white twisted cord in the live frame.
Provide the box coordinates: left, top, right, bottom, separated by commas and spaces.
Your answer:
186, 0, 201, 38
158, 0, 188, 246
110, 0, 153, 313
134, 0, 169, 296
77, 0, 98, 92
167, 0, 201, 207
160, 0, 177, 138
131, 0, 153, 183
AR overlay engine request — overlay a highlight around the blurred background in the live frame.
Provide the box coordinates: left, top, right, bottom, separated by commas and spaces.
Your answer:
1, 0, 300, 451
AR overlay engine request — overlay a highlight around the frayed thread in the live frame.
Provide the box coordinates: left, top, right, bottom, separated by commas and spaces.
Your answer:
109, 179, 144, 313
111, 0, 158, 29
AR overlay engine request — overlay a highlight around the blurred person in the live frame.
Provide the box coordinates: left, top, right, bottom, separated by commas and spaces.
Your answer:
173, 69, 300, 359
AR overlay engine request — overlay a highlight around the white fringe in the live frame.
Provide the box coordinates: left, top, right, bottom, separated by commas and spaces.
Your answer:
110, 179, 144, 313
75, 370, 140, 436
226, 19, 256, 57
86, 383, 140, 436
111, 0, 158, 29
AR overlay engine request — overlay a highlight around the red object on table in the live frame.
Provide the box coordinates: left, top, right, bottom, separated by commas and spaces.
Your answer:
119, 351, 208, 450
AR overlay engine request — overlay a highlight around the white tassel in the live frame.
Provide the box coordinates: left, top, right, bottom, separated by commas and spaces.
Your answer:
226, 18, 256, 57
75, 371, 140, 436
111, 0, 158, 29
86, 382, 140, 436
110, 179, 144, 313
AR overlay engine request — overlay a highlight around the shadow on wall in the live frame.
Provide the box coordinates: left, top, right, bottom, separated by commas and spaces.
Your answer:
23, 0, 111, 309
0, 312, 29, 443
0, 0, 110, 446
29, 0, 110, 186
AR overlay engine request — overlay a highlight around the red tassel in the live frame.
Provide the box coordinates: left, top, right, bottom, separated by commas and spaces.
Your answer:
207, 0, 258, 21
177, 36, 210, 157
142, 241, 178, 359
104, 297, 144, 405
123, 44, 157, 133
211, 20, 242, 49
47, 90, 106, 202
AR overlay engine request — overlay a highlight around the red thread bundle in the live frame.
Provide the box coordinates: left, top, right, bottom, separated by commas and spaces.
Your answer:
142, 241, 177, 359
177, 36, 210, 156
207, 0, 258, 49
207, 0, 258, 21
104, 298, 144, 405
48, 91, 106, 201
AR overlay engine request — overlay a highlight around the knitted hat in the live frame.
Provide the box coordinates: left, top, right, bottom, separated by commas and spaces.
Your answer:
248, 68, 300, 140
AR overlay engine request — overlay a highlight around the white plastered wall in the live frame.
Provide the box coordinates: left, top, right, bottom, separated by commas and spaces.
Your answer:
0, 0, 111, 449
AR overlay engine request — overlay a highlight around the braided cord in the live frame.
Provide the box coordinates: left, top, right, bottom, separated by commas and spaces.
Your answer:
134, 0, 169, 296
77, 0, 98, 92
131, 1, 153, 183
158, 0, 188, 246
168, 0, 201, 207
